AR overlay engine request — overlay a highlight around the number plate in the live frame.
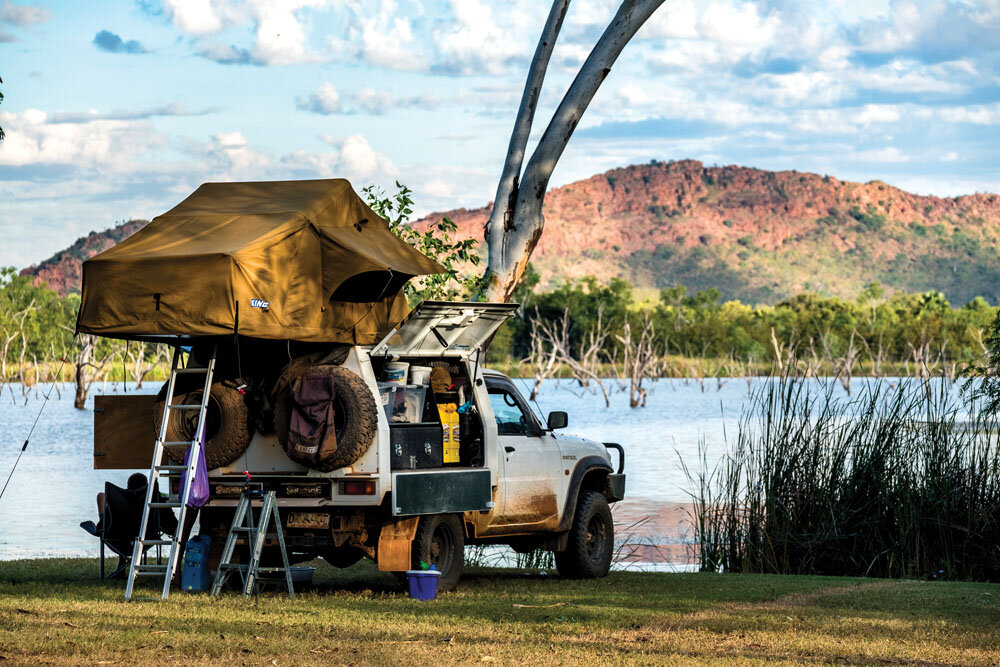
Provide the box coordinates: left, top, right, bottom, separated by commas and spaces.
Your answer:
285, 512, 330, 529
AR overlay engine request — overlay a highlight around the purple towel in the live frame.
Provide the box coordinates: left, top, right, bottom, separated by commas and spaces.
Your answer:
181, 423, 209, 508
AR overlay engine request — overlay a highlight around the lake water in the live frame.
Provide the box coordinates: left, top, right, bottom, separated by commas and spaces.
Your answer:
0, 376, 945, 563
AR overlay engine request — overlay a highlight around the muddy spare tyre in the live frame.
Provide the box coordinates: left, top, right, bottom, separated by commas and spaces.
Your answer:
153, 378, 253, 470
274, 365, 377, 472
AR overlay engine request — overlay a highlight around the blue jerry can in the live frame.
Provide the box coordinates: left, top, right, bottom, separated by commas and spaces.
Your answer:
181, 535, 212, 592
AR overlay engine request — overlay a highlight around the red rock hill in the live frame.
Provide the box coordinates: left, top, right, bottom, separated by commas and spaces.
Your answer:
414, 160, 1000, 304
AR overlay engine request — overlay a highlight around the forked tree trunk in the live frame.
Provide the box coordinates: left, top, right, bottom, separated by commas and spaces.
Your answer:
483, 0, 570, 281
481, 0, 666, 302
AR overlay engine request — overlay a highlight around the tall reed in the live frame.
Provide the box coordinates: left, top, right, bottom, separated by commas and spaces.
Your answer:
687, 377, 1000, 580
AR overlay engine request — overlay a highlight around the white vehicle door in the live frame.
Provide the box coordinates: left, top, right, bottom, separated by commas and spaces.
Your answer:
485, 376, 562, 531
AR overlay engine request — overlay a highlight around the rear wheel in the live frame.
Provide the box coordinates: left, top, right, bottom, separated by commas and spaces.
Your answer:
408, 514, 464, 592
555, 490, 613, 579
273, 365, 377, 471
323, 547, 363, 569
153, 379, 252, 470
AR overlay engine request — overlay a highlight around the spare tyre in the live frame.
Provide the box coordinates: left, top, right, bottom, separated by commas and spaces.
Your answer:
274, 365, 377, 472
153, 378, 253, 470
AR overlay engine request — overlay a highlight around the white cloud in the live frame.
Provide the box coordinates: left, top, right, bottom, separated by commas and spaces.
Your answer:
852, 59, 967, 94
249, 0, 327, 66
349, 88, 396, 114
295, 83, 341, 114
431, 0, 528, 75
640, 0, 699, 40
935, 104, 1000, 125
617, 83, 649, 107
295, 84, 442, 115
854, 147, 910, 163
206, 131, 270, 175
940, 151, 959, 162
164, 0, 329, 65
757, 71, 847, 106
0, 109, 164, 168
329, 0, 426, 71
337, 134, 398, 180
853, 104, 902, 126
298, 134, 400, 183
163, 0, 225, 35
0, 0, 51, 26
698, 1, 779, 47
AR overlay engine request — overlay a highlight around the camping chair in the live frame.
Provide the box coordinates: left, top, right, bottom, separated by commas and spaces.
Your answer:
80, 479, 179, 580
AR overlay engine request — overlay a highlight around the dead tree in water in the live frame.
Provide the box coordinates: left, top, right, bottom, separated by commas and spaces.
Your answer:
125, 341, 168, 389
614, 316, 659, 408
533, 308, 612, 407
524, 317, 560, 401
72, 334, 111, 409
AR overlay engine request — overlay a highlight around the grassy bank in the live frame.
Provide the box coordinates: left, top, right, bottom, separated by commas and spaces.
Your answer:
1, 559, 999, 665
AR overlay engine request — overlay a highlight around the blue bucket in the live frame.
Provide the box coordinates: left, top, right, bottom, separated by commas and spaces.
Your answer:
406, 569, 442, 600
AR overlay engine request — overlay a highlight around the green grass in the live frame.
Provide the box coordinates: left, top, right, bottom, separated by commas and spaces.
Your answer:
1, 559, 999, 664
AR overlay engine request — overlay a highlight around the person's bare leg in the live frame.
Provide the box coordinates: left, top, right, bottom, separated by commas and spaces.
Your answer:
96, 492, 106, 516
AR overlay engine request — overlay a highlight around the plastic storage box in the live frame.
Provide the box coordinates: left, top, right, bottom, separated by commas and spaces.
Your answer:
378, 383, 428, 424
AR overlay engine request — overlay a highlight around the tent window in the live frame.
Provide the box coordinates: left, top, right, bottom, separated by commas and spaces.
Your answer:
330, 270, 408, 303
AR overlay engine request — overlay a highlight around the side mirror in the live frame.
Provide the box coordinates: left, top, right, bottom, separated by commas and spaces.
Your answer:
547, 411, 568, 430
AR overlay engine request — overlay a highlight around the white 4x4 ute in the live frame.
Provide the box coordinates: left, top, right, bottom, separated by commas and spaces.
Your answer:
95, 302, 626, 591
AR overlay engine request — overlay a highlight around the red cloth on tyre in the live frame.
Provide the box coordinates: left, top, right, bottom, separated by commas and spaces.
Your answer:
288, 372, 338, 465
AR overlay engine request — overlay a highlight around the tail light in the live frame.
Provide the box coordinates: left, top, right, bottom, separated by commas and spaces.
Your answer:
339, 480, 376, 495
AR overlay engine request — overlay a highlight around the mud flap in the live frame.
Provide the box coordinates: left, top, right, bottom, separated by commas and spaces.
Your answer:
377, 516, 419, 571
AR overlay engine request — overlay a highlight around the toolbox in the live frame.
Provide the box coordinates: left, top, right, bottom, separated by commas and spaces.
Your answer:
389, 423, 444, 470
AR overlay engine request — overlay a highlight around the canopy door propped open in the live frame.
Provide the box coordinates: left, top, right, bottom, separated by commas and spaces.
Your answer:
76, 179, 444, 344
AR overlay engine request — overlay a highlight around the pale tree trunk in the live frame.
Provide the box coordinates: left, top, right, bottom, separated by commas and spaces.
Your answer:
482, 0, 666, 302
484, 0, 570, 277
72, 334, 111, 409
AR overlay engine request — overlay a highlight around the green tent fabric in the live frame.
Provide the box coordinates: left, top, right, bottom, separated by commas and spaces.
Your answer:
76, 179, 444, 343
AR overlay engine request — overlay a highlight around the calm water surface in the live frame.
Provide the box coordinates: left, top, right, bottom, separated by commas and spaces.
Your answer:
0, 376, 942, 560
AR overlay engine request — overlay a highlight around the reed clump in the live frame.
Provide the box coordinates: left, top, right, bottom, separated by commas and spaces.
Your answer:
688, 377, 1000, 580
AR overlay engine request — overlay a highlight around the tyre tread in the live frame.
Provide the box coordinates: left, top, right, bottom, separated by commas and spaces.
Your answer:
555, 490, 613, 579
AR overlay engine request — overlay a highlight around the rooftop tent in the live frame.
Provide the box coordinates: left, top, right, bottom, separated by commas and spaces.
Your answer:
76, 179, 445, 343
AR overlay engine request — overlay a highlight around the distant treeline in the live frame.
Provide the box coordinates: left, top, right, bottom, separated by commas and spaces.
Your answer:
0, 267, 169, 407
2, 263, 998, 409
487, 267, 997, 383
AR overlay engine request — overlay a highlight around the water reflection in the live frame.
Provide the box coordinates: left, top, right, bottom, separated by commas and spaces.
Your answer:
0, 376, 958, 562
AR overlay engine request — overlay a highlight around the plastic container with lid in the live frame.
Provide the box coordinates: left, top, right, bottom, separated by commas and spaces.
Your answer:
384, 361, 409, 384
409, 366, 432, 385
406, 567, 441, 600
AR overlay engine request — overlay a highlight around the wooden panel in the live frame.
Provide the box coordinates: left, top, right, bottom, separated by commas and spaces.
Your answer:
93, 394, 159, 469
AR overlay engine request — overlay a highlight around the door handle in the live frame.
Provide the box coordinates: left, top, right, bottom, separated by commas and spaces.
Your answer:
504, 446, 516, 453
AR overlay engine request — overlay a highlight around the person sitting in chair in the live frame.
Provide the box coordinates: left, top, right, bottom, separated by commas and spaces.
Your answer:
80, 473, 179, 578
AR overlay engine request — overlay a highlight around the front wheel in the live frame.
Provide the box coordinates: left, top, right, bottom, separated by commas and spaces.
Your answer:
555, 490, 613, 579
409, 514, 464, 592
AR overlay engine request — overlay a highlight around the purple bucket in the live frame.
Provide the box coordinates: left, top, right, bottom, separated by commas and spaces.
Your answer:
406, 569, 442, 600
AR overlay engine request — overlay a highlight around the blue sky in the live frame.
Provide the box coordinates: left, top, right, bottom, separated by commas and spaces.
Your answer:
1, 0, 998, 269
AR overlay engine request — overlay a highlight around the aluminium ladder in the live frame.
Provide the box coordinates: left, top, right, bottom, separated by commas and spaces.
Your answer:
125, 345, 216, 601
210, 489, 294, 598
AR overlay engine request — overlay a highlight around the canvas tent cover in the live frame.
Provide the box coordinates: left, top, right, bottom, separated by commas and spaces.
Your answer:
76, 179, 444, 343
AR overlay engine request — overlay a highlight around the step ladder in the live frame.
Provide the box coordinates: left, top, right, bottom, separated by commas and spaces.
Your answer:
210, 489, 295, 598
125, 344, 216, 601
